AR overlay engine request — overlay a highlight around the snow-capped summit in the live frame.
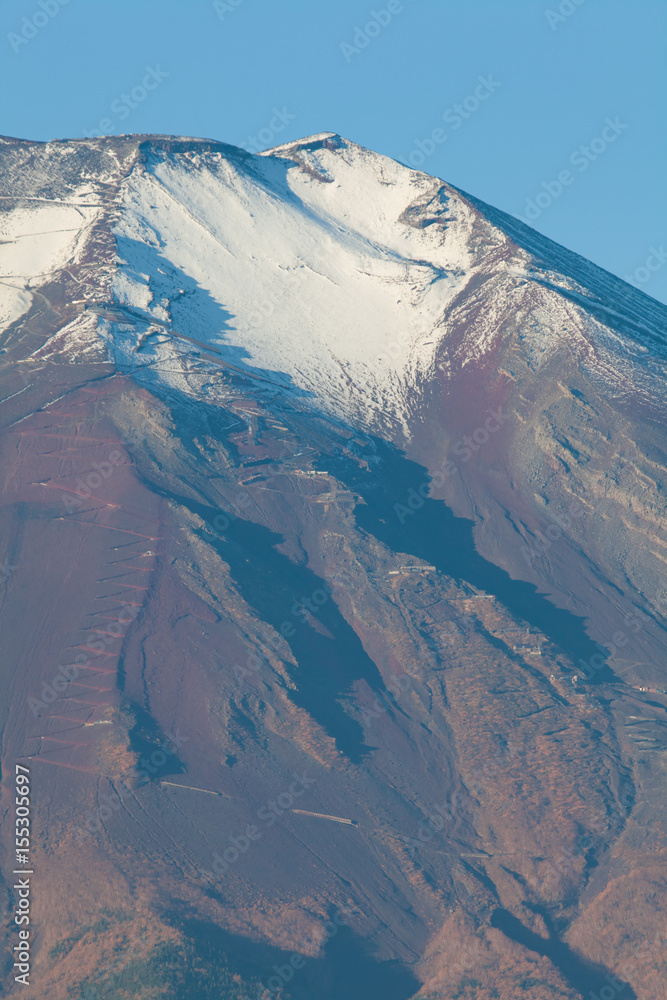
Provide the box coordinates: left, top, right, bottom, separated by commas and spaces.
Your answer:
107, 132, 477, 435
2, 132, 667, 1000
3, 132, 664, 441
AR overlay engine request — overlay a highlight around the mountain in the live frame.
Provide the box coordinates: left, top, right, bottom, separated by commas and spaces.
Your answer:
0, 131, 666, 1000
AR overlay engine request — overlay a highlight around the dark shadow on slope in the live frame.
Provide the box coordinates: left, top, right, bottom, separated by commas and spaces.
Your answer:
325, 437, 615, 680
138, 481, 384, 763
491, 907, 636, 999
170, 915, 421, 1000
111, 235, 616, 695
122, 700, 186, 781
112, 236, 317, 400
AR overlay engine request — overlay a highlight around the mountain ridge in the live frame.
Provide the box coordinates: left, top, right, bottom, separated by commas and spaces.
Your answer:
0, 131, 665, 1000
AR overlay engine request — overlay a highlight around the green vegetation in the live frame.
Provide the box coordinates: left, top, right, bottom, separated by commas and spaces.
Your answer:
73, 939, 262, 1000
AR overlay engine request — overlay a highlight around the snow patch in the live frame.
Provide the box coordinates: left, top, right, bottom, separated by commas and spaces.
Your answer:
0, 201, 96, 286
33, 311, 108, 362
0, 283, 33, 333
107, 138, 476, 434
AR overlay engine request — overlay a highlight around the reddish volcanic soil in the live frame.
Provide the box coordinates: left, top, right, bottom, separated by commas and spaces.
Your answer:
1, 134, 666, 1000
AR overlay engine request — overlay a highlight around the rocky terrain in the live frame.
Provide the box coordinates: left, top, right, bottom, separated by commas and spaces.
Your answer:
0, 132, 666, 999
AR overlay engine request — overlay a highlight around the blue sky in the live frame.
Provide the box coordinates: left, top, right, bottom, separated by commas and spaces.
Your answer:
2, 0, 666, 303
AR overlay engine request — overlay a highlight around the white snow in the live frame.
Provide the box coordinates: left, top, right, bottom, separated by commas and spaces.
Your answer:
0, 131, 645, 433
0, 283, 32, 332
108, 137, 477, 434
1, 134, 662, 430
0, 202, 94, 284
0, 198, 99, 333
33, 311, 107, 362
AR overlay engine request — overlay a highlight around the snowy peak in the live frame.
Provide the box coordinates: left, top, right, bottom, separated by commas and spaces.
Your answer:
1, 133, 666, 438
261, 130, 344, 156
103, 133, 483, 435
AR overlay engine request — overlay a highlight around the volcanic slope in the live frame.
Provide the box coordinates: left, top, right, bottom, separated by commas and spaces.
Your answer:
0, 132, 666, 1000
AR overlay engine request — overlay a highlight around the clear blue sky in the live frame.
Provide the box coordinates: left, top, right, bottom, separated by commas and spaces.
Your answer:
2, 0, 666, 303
